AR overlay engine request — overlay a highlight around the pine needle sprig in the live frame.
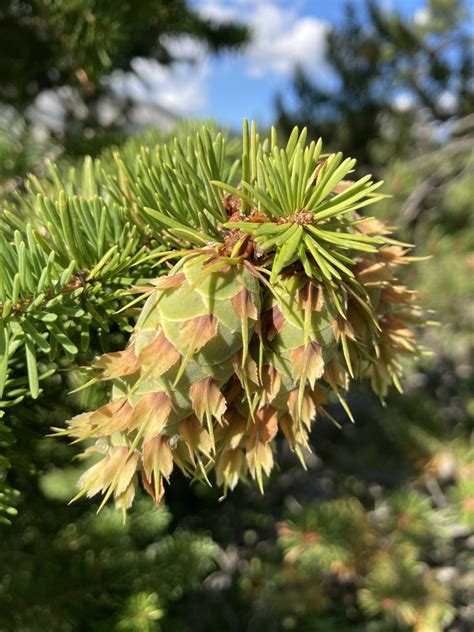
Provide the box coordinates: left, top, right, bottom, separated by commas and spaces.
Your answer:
0, 119, 426, 516
213, 120, 389, 286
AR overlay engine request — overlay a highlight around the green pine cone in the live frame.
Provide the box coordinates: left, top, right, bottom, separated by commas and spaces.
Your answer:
57, 121, 425, 513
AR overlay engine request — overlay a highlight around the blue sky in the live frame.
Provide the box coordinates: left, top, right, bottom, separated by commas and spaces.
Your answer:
191, 0, 431, 128
113, 0, 450, 130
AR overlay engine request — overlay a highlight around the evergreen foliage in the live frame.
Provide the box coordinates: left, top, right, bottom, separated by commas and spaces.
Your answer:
0, 121, 207, 520
1, 118, 424, 511
0, 0, 248, 161
0, 1, 472, 629
0, 0, 248, 108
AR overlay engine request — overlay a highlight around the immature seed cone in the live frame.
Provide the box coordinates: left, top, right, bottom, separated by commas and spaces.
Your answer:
64, 254, 263, 511
58, 123, 426, 512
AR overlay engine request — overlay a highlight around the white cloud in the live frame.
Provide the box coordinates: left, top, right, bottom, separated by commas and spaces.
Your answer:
197, 0, 237, 24
30, 87, 89, 132
108, 36, 209, 117
31, 90, 65, 132
106, 1, 331, 120
393, 93, 415, 113
246, 4, 329, 77
199, 0, 330, 78
413, 8, 430, 27
437, 90, 457, 114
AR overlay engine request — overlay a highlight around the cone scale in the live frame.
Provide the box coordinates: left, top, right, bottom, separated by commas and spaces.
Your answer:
59, 122, 425, 512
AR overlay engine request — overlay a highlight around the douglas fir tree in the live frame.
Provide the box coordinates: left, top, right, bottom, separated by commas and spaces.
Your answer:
38, 121, 426, 513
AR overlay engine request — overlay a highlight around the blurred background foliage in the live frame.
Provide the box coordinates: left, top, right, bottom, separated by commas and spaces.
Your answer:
0, 0, 248, 160
0, 0, 473, 630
